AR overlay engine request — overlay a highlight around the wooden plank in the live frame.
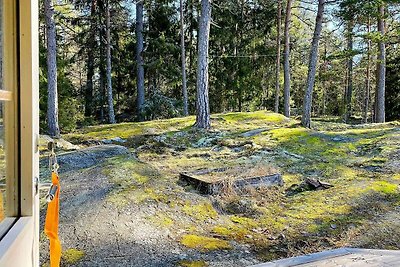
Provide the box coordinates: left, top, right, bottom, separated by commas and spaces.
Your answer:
252, 248, 400, 267
0, 91, 12, 101
251, 248, 354, 267
180, 168, 282, 195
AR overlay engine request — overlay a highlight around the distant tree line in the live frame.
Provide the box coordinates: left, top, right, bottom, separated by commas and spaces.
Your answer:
40, 0, 400, 136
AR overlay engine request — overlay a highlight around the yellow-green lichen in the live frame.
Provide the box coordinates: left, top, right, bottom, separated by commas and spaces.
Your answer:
182, 202, 218, 221
181, 235, 232, 251
178, 260, 208, 267
62, 248, 85, 264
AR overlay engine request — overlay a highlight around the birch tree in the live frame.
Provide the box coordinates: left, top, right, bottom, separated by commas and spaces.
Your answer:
301, 0, 325, 128
194, 0, 212, 129
45, 0, 60, 137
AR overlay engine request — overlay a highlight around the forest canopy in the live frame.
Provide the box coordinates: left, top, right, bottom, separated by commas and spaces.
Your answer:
39, 0, 400, 135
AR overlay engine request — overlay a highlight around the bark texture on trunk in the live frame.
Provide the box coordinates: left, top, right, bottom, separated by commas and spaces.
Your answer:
194, 0, 211, 129
136, 1, 145, 120
363, 18, 371, 124
85, 0, 96, 117
274, 0, 282, 114
376, 4, 386, 123
345, 21, 353, 123
45, 0, 60, 137
301, 0, 325, 128
180, 0, 189, 116
99, 12, 106, 122
106, 0, 116, 124
283, 0, 293, 118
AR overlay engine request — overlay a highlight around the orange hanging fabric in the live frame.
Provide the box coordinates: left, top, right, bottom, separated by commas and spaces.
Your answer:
44, 171, 62, 267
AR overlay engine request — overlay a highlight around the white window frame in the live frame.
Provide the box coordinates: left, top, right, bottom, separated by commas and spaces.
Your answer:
0, 0, 39, 266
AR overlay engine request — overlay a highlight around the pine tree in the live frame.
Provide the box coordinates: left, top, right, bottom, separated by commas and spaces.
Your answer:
45, 0, 60, 137
302, 0, 325, 128
194, 0, 211, 129
283, 0, 293, 118
136, 1, 145, 120
180, 0, 189, 116
106, 0, 116, 123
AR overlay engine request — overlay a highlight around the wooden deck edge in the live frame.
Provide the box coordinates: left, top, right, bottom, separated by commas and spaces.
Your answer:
250, 248, 355, 267
250, 247, 400, 267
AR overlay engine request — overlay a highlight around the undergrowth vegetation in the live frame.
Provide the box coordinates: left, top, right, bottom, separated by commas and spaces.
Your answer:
65, 111, 400, 263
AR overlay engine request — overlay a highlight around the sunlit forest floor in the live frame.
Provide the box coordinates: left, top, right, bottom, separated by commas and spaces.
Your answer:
39, 111, 400, 267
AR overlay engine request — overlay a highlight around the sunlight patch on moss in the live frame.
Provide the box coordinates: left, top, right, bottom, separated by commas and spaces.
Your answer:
66, 116, 196, 142
367, 181, 398, 195
269, 128, 309, 143
181, 235, 232, 251
221, 111, 287, 124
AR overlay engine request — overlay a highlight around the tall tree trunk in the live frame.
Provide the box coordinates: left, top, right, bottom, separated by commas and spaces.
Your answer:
45, 0, 60, 137
180, 0, 189, 116
345, 20, 353, 122
85, 0, 96, 117
363, 18, 371, 124
106, 0, 116, 124
283, 0, 293, 117
194, 0, 211, 129
99, 5, 106, 123
274, 0, 282, 114
301, 0, 325, 128
321, 40, 327, 116
136, 1, 145, 120
375, 4, 385, 123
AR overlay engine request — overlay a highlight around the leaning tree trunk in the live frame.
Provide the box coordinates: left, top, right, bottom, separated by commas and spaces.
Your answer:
45, 0, 60, 137
363, 18, 371, 124
283, 0, 293, 118
85, 0, 97, 117
301, 0, 325, 128
180, 0, 189, 116
194, 0, 212, 129
106, 0, 116, 124
274, 0, 282, 114
344, 20, 354, 123
375, 4, 386, 123
136, 1, 145, 121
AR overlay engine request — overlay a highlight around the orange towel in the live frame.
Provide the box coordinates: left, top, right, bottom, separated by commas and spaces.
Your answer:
44, 172, 61, 267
